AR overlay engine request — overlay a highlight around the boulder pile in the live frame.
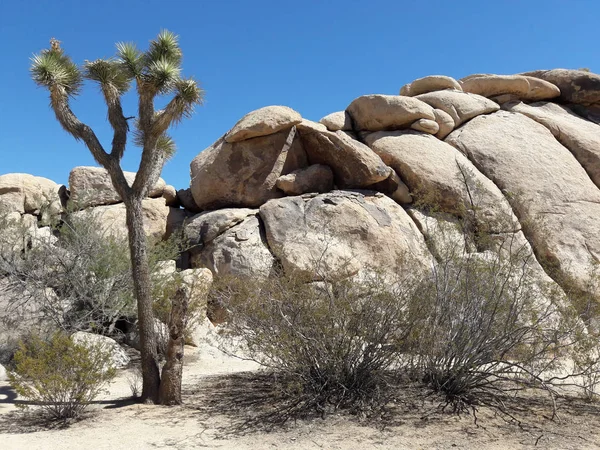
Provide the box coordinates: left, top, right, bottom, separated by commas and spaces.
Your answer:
2, 68, 600, 306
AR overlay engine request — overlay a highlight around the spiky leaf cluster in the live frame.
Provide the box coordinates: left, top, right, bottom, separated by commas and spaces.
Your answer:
146, 58, 181, 94
146, 30, 183, 68
156, 134, 176, 159
117, 30, 189, 96
30, 43, 82, 97
83, 58, 132, 99
116, 42, 144, 78
170, 78, 204, 122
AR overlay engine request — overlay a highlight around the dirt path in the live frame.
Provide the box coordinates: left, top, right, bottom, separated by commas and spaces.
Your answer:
2, 340, 600, 449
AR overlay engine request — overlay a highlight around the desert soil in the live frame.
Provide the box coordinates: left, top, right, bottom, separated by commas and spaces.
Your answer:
2, 339, 600, 450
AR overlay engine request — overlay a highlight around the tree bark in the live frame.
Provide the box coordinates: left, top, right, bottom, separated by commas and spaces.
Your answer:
158, 287, 188, 405
125, 195, 160, 403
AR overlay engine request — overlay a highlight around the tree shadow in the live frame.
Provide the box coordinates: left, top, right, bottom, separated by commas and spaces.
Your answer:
0, 383, 136, 408
178, 370, 600, 447
179, 370, 413, 438
181, 371, 318, 436
0, 385, 139, 434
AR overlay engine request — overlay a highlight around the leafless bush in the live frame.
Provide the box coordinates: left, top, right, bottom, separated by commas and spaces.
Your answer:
210, 162, 598, 419
151, 264, 210, 361
210, 207, 592, 420
406, 167, 585, 414
211, 271, 415, 417
126, 366, 143, 398
0, 211, 135, 336
407, 239, 575, 412
567, 266, 600, 402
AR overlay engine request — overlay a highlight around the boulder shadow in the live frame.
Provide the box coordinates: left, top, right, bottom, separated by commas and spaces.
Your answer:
0, 385, 18, 404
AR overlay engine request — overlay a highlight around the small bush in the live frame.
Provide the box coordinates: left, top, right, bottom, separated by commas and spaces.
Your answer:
402, 167, 586, 414
8, 332, 116, 420
569, 269, 600, 402
212, 272, 415, 417
125, 366, 143, 399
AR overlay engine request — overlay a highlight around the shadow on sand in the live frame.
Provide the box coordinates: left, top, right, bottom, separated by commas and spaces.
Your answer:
0, 383, 139, 433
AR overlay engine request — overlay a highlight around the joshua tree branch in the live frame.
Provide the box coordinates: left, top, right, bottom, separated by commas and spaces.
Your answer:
103, 91, 129, 161
49, 86, 131, 200
152, 98, 181, 135
129, 82, 166, 197
132, 144, 166, 198
50, 87, 108, 163
137, 82, 156, 136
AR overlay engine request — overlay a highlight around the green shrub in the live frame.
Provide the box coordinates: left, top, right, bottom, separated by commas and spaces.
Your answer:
212, 272, 415, 417
8, 332, 116, 420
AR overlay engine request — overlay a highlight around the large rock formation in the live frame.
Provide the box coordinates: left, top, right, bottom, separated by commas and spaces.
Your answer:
184, 208, 257, 249
4, 66, 600, 317
0, 173, 61, 224
503, 101, 600, 188
362, 129, 554, 293
259, 191, 432, 281
177, 188, 202, 213
346, 95, 436, 131
319, 111, 353, 131
523, 69, 600, 105
446, 111, 600, 303
364, 130, 516, 228
275, 164, 334, 195
188, 213, 276, 278
415, 90, 500, 127
190, 127, 307, 209
225, 105, 302, 143
71, 197, 172, 241
432, 108, 455, 139
459, 74, 561, 101
400, 75, 462, 97
68, 166, 166, 209
71, 332, 130, 369
296, 120, 391, 188
179, 67, 600, 311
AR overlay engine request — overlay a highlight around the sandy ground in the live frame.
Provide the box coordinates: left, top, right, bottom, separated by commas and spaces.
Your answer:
2, 332, 600, 450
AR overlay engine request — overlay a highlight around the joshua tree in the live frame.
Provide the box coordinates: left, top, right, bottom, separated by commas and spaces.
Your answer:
30, 31, 204, 404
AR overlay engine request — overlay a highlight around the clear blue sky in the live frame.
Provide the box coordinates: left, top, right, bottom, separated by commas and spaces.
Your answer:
1, 0, 598, 189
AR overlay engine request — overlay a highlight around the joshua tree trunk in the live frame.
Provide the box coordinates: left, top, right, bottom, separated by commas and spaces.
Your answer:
125, 196, 160, 403
158, 287, 189, 405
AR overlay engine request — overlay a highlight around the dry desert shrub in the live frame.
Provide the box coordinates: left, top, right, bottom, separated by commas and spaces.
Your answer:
406, 231, 575, 413
210, 190, 598, 420
210, 271, 416, 418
